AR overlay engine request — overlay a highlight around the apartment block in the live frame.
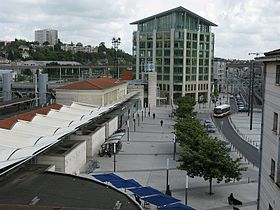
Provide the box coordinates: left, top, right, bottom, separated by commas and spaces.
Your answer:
35, 29, 58, 45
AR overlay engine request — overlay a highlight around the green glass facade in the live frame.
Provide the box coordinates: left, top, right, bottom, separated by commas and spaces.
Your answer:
131, 7, 217, 104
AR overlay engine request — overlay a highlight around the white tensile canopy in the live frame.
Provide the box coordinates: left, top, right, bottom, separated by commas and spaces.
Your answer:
0, 100, 121, 173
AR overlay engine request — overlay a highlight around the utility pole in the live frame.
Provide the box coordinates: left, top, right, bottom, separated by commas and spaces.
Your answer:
248, 52, 262, 130
250, 61, 255, 130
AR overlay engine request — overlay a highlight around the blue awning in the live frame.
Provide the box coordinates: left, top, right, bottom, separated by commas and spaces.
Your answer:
110, 179, 142, 189
142, 194, 180, 207
92, 173, 124, 182
158, 203, 196, 210
129, 186, 163, 197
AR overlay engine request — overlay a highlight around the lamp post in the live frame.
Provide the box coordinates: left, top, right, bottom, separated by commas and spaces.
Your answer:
250, 61, 255, 130
173, 133, 176, 160
112, 37, 121, 79
113, 143, 116, 172
137, 112, 140, 126
133, 118, 136, 132
141, 110, 144, 121
248, 52, 261, 130
185, 174, 189, 205
165, 158, 170, 195
127, 119, 130, 142
144, 102, 147, 117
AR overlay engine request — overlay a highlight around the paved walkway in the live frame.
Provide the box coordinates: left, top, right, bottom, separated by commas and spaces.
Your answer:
88, 106, 258, 210
229, 112, 261, 149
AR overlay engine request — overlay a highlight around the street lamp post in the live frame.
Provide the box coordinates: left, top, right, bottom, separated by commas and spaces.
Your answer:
112, 37, 121, 79
127, 119, 130, 142
185, 174, 189, 205
113, 143, 116, 172
165, 158, 170, 195
144, 103, 147, 117
250, 61, 255, 130
248, 52, 261, 130
133, 118, 136, 132
173, 132, 176, 160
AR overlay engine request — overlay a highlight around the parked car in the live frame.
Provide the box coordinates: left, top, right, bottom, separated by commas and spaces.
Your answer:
207, 124, 216, 133
204, 119, 212, 127
237, 101, 244, 106
238, 106, 249, 112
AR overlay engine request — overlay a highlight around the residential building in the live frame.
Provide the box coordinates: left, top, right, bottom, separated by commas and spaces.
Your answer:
257, 49, 280, 210
131, 6, 217, 104
61, 43, 98, 54
213, 58, 226, 92
35, 29, 58, 45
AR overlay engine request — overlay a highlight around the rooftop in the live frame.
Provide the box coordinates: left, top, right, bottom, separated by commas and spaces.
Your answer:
256, 48, 280, 62
0, 164, 140, 210
130, 6, 217, 26
56, 77, 126, 90
0, 103, 62, 129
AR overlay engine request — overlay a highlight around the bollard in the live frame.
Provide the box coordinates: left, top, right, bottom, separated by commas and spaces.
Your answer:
248, 177, 250, 183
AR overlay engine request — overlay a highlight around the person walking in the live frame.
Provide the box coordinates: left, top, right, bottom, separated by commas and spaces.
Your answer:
153, 113, 155, 119
160, 120, 163, 127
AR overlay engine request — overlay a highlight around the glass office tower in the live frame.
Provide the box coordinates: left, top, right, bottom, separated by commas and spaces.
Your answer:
131, 6, 217, 105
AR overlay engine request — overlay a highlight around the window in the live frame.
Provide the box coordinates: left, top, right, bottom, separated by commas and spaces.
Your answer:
270, 159, 276, 180
273, 112, 278, 132
277, 139, 280, 187
276, 65, 280, 85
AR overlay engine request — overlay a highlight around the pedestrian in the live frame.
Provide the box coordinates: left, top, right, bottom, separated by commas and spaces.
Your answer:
148, 111, 150, 117
153, 113, 155, 119
160, 120, 163, 127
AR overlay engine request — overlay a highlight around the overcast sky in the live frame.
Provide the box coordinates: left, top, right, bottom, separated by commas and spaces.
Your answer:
0, 0, 279, 59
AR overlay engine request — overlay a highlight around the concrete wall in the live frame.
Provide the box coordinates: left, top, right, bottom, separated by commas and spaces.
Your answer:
55, 83, 127, 106
70, 126, 106, 157
108, 116, 118, 136
260, 62, 280, 210
37, 156, 65, 172
37, 141, 86, 175
55, 90, 103, 106
65, 141, 86, 174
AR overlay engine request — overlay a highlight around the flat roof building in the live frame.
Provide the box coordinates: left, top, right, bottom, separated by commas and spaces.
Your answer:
35, 29, 58, 45
131, 6, 217, 105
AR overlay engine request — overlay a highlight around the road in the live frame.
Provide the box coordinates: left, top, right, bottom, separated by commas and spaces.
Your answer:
213, 116, 260, 167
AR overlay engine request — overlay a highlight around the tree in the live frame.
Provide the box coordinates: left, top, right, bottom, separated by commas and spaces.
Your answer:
175, 95, 246, 195
43, 41, 50, 46
22, 69, 33, 76
176, 96, 196, 118
214, 82, 219, 97
178, 136, 244, 194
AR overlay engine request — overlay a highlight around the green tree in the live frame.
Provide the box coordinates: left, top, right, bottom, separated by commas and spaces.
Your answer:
43, 41, 50, 46
214, 82, 219, 97
176, 96, 196, 118
22, 69, 33, 76
175, 95, 245, 195
178, 135, 244, 194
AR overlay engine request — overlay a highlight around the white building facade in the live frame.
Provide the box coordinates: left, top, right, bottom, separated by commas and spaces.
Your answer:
35, 29, 58, 45
258, 49, 280, 210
